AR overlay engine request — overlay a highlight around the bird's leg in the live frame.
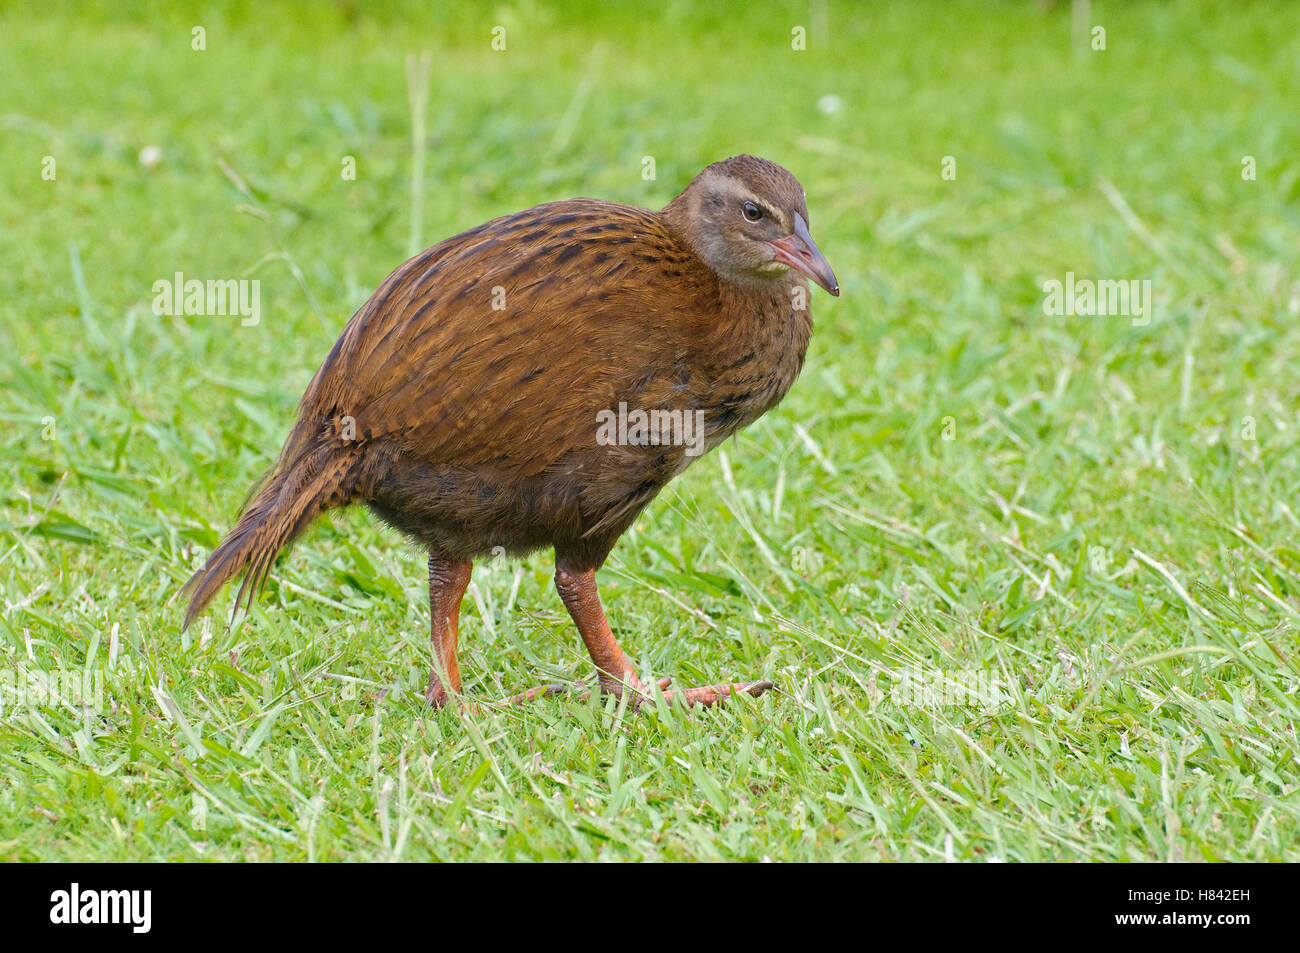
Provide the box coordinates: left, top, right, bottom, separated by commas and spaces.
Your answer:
425, 555, 472, 709
554, 567, 648, 697
534, 566, 772, 710
502, 564, 639, 705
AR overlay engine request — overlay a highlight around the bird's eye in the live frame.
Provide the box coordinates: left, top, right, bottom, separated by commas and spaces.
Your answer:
741, 201, 763, 222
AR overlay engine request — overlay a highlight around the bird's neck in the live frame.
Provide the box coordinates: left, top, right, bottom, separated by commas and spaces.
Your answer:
690, 278, 813, 442
658, 197, 814, 431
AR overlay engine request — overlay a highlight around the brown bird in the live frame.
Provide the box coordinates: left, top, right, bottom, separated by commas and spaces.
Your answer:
183, 154, 838, 710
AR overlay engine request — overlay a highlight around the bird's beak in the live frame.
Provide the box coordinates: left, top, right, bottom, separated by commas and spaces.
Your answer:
768, 213, 839, 296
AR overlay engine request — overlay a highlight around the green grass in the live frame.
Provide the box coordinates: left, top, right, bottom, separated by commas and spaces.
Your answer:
2, 0, 1298, 861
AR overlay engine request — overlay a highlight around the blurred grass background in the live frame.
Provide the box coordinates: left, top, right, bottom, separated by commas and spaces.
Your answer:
1, 0, 1298, 860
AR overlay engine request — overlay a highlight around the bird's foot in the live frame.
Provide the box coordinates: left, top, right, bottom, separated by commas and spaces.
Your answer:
502, 676, 672, 705
425, 676, 464, 711
504, 674, 772, 710
657, 680, 774, 708
502, 682, 572, 704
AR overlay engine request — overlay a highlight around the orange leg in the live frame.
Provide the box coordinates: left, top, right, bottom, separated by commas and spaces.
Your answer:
506, 566, 772, 709
425, 556, 472, 709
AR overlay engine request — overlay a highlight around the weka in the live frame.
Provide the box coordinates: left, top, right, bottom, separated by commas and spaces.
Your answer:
183, 154, 838, 710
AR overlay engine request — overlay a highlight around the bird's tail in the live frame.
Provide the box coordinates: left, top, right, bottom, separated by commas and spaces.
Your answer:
181, 440, 362, 630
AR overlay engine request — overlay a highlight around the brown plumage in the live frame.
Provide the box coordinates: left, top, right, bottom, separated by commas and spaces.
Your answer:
183, 154, 838, 710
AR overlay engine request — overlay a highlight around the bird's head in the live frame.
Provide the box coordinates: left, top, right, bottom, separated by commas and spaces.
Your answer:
668, 154, 839, 297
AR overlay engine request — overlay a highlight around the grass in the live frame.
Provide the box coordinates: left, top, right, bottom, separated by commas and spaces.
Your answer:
1, 0, 1298, 861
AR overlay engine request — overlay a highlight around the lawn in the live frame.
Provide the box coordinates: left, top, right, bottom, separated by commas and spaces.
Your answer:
1, 0, 1298, 861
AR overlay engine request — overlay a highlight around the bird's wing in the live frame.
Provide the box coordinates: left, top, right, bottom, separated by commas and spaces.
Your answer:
298, 199, 718, 478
